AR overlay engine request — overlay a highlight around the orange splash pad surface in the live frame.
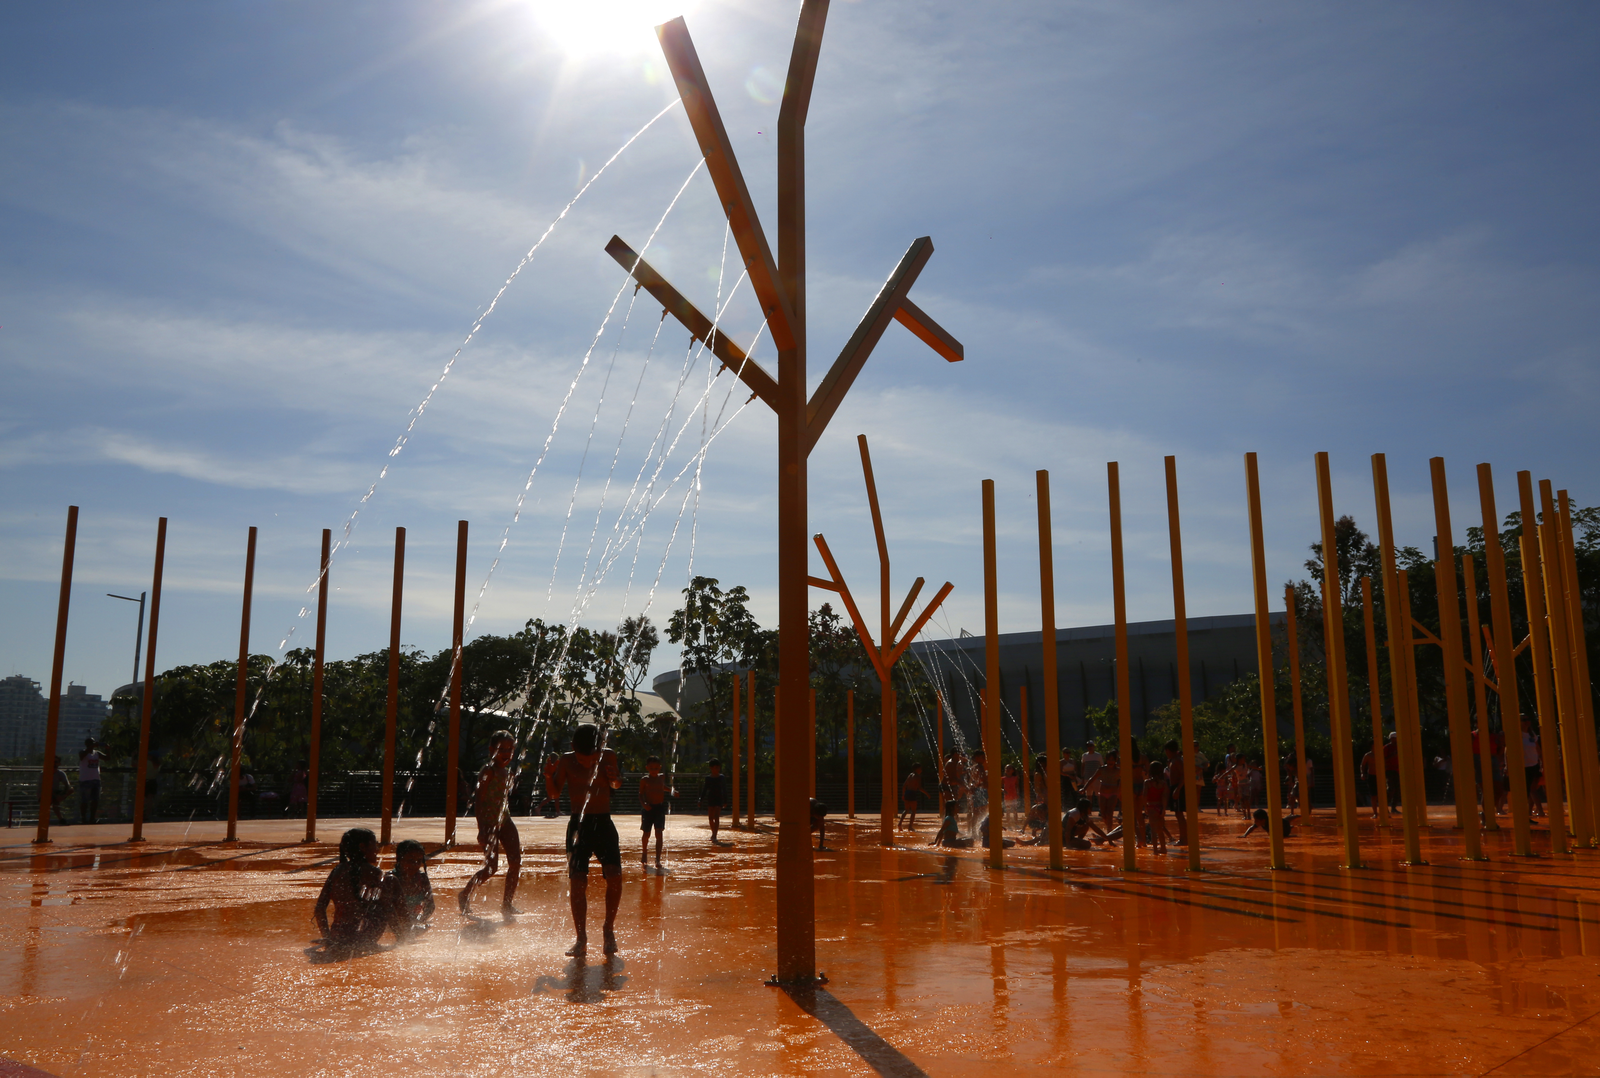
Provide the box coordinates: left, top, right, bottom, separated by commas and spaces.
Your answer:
3, 810, 1599, 1076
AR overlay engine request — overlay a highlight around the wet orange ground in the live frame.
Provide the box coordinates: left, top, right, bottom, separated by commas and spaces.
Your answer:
3, 808, 1598, 1076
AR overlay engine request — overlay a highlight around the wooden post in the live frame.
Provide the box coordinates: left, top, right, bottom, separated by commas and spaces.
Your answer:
1373, 455, 1426, 862
747, 674, 757, 828
1477, 463, 1532, 855
35, 506, 78, 845
1315, 452, 1364, 868
1557, 491, 1600, 846
936, 693, 944, 780
983, 479, 1004, 869
731, 673, 742, 830
1429, 458, 1485, 860
1243, 455, 1288, 868
307, 528, 330, 843
381, 527, 404, 847
1285, 584, 1310, 816
1037, 469, 1064, 870
445, 521, 465, 845
1398, 571, 1433, 848
1108, 463, 1137, 872
1462, 554, 1498, 831
1360, 577, 1390, 826
1164, 457, 1201, 872
1517, 472, 1567, 852
131, 517, 166, 842
225, 527, 257, 843
1537, 481, 1591, 847
846, 688, 854, 819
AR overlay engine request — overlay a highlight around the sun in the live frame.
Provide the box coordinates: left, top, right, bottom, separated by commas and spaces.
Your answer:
526, 0, 702, 60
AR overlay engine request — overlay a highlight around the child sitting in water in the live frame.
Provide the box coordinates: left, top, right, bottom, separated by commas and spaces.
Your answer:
382, 838, 434, 941
1243, 807, 1294, 839
314, 827, 384, 949
930, 802, 972, 848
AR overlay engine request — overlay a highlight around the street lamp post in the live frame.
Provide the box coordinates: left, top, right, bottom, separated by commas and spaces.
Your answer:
107, 592, 146, 688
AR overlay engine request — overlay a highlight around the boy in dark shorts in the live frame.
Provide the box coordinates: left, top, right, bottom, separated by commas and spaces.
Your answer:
898, 763, 925, 831
809, 798, 830, 851
700, 758, 727, 845
639, 755, 669, 870
459, 730, 521, 921
548, 723, 623, 958
382, 838, 435, 941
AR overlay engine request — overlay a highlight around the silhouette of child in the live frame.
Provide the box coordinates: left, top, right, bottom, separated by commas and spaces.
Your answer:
382, 839, 434, 941
314, 827, 384, 949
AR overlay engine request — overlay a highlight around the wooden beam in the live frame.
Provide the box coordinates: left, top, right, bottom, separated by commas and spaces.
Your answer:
888, 577, 925, 643
895, 297, 964, 363
605, 236, 779, 410
656, 17, 797, 352
804, 239, 934, 452
884, 581, 954, 669
812, 533, 888, 680
806, 575, 839, 592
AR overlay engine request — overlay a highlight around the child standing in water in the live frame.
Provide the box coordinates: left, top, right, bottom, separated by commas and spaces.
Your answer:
1143, 761, 1171, 854
547, 723, 623, 958
898, 764, 925, 831
382, 838, 434, 941
459, 731, 522, 921
314, 827, 384, 949
638, 756, 669, 870
699, 759, 726, 846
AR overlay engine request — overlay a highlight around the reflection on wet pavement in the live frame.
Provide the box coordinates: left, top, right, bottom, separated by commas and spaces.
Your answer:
2, 811, 1599, 1074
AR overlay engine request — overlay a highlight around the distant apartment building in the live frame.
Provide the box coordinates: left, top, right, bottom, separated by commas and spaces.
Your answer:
0, 675, 47, 760
0, 678, 106, 761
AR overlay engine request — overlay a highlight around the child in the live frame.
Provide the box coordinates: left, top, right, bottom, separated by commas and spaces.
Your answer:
1244, 807, 1294, 839
547, 723, 623, 958
1065, 798, 1111, 849
700, 759, 726, 846
639, 756, 669, 870
1002, 764, 1022, 826
459, 730, 522, 921
314, 827, 384, 949
930, 802, 972, 848
898, 764, 925, 831
381, 838, 434, 941
810, 798, 831, 851
1143, 761, 1170, 854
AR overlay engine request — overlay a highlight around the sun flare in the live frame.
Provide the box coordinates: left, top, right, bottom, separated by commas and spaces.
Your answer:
526, 0, 700, 60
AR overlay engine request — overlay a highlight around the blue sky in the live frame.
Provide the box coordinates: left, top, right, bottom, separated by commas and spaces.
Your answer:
3, 1, 1597, 701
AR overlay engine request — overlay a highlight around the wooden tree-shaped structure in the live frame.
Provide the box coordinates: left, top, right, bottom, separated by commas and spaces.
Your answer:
812, 435, 954, 847
608, 2, 963, 983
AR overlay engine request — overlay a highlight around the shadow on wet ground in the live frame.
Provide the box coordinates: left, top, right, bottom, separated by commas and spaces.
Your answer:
3, 811, 1600, 1074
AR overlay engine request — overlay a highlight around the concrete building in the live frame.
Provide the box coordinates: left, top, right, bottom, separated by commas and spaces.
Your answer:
907, 611, 1284, 750
0, 679, 106, 762
0, 675, 47, 760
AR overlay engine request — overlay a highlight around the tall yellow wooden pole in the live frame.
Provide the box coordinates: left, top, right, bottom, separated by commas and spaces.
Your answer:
1397, 572, 1432, 847
936, 693, 944, 778
1315, 453, 1364, 868
1037, 469, 1064, 870
1109, 463, 1137, 871
381, 526, 405, 848
1516, 469, 1567, 852
982, 479, 1005, 869
1360, 577, 1390, 826
225, 526, 257, 844
846, 688, 854, 819
747, 674, 756, 828
810, 687, 818, 800
131, 517, 167, 843
1164, 456, 1201, 871
1372, 455, 1425, 862
732, 673, 742, 830
1429, 459, 1485, 860
35, 506, 78, 846
1285, 584, 1310, 817
444, 522, 464, 846
1462, 554, 1497, 831
1019, 683, 1031, 793
1476, 463, 1532, 855
1558, 491, 1600, 845
1243, 454, 1287, 869
1538, 481, 1592, 846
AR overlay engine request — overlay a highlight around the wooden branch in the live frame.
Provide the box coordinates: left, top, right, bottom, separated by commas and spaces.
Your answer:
605, 236, 778, 410
812, 533, 888, 680
894, 297, 964, 363
803, 238, 934, 454
889, 577, 925, 644
806, 575, 839, 592
656, 18, 797, 352
885, 581, 955, 669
